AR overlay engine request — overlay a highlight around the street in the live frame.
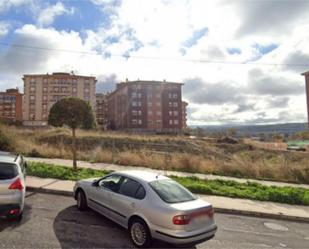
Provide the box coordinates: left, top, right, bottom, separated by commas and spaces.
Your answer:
0, 192, 308, 249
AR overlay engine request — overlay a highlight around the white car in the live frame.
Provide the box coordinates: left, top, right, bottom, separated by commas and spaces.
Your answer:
73, 170, 217, 247
0, 152, 27, 221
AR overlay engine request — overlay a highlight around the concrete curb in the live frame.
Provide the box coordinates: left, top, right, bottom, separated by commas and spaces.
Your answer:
214, 207, 309, 224
26, 186, 309, 223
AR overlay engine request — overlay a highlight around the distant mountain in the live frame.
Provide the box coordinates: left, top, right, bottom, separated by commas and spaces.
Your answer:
189, 122, 308, 136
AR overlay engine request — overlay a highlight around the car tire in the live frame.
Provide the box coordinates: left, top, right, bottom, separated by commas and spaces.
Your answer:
76, 190, 87, 211
129, 218, 152, 248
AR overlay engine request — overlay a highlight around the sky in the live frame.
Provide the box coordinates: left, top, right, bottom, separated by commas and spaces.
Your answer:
0, 0, 309, 126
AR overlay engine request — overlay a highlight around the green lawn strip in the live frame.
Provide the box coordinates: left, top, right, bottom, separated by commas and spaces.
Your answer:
27, 162, 309, 206
27, 162, 111, 181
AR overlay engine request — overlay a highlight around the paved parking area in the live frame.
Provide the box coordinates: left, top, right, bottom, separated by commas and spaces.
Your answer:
0, 192, 308, 249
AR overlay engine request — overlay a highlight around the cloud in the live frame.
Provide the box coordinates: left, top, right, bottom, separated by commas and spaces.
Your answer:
0, 0, 33, 12
283, 51, 309, 72
232, 0, 309, 37
183, 77, 241, 105
183, 27, 208, 48
96, 74, 118, 93
266, 97, 290, 108
0, 21, 10, 37
248, 68, 304, 96
37, 2, 74, 27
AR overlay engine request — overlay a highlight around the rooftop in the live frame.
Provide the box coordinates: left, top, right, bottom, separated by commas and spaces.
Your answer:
23, 72, 96, 79
0, 151, 18, 164
118, 170, 169, 183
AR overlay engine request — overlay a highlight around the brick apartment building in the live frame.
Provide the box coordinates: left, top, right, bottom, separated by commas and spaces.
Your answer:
0, 88, 23, 123
107, 80, 185, 132
23, 72, 96, 126
302, 71, 309, 129
95, 93, 108, 129
182, 101, 188, 129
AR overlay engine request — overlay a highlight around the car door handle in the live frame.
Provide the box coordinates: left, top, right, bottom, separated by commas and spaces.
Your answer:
131, 202, 135, 208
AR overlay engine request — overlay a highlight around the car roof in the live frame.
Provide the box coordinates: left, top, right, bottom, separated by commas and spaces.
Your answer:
116, 170, 170, 183
0, 151, 18, 164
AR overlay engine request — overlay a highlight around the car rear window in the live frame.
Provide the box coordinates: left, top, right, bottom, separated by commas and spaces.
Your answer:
0, 163, 18, 180
149, 179, 196, 203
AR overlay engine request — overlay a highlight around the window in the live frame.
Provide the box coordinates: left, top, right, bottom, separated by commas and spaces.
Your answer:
30, 78, 35, 83
173, 93, 178, 99
173, 102, 178, 107
156, 94, 161, 99
72, 87, 77, 93
148, 111, 153, 116
132, 110, 138, 116
30, 95, 35, 101
138, 110, 142, 116
43, 87, 48, 92
156, 102, 161, 107
42, 104, 47, 110
148, 93, 153, 99
30, 86, 36, 92
132, 101, 137, 107
156, 120, 162, 124
156, 111, 161, 116
173, 111, 179, 116
169, 120, 173, 125
98, 174, 123, 192
43, 95, 48, 101
174, 120, 179, 125
132, 119, 138, 124
0, 163, 18, 180
132, 92, 137, 98
43, 79, 48, 83
54, 87, 59, 92
148, 102, 153, 107
138, 119, 142, 125
118, 178, 145, 199
169, 111, 173, 116
149, 179, 196, 204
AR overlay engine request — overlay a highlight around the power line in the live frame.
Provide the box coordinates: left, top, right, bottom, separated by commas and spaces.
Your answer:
0, 41, 309, 68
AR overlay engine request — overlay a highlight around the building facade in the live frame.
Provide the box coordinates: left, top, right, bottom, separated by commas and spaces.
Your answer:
301, 71, 309, 129
107, 80, 184, 132
23, 72, 96, 126
0, 88, 23, 123
182, 101, 188, 129
95, 93, 108, 129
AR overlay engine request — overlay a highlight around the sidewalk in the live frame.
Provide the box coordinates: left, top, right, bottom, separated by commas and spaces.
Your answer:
26, 176, 309, 223
26, 157, 309, 189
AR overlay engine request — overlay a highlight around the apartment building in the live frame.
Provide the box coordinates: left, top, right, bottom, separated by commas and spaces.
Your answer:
23, 72, 96, 126
182, 101, 188, 129
95, 93, 108, 129
107, 80, 184, 132
0, 88, 23, 123
302, 71, 309, 129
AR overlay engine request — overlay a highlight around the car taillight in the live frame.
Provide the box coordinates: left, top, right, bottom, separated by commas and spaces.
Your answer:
173, 215, 191, 225
206, 207, 214, 218
9, 178, 23, 191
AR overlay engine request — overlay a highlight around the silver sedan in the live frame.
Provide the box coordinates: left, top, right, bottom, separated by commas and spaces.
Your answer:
73, 170, 217, 247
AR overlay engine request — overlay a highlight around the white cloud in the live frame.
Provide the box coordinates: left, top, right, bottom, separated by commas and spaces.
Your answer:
1, 0, 309, 125
0, 0, 32, 12
0, 21, 10, 37
37, 2, 74, 27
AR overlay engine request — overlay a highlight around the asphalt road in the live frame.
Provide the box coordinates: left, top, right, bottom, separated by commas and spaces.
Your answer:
0, 192, 308, 249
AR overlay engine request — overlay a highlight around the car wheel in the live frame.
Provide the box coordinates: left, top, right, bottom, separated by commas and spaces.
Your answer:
129, 218, 151, 248
76, 190, 87, 211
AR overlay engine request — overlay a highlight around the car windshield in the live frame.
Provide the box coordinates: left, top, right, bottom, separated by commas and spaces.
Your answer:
149, 179, 196, 204
0, 163, 18, 180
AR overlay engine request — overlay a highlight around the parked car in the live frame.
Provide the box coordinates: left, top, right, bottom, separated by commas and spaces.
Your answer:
74, 170, 217, 247
0, 152, 27, 221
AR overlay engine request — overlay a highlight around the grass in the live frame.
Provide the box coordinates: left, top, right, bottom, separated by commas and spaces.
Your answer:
27, 162, 111, 181
2, 124, 309, 184
27, 162, 309, 206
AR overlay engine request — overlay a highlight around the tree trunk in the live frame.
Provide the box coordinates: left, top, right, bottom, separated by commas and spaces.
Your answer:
72, 128, 77, 171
